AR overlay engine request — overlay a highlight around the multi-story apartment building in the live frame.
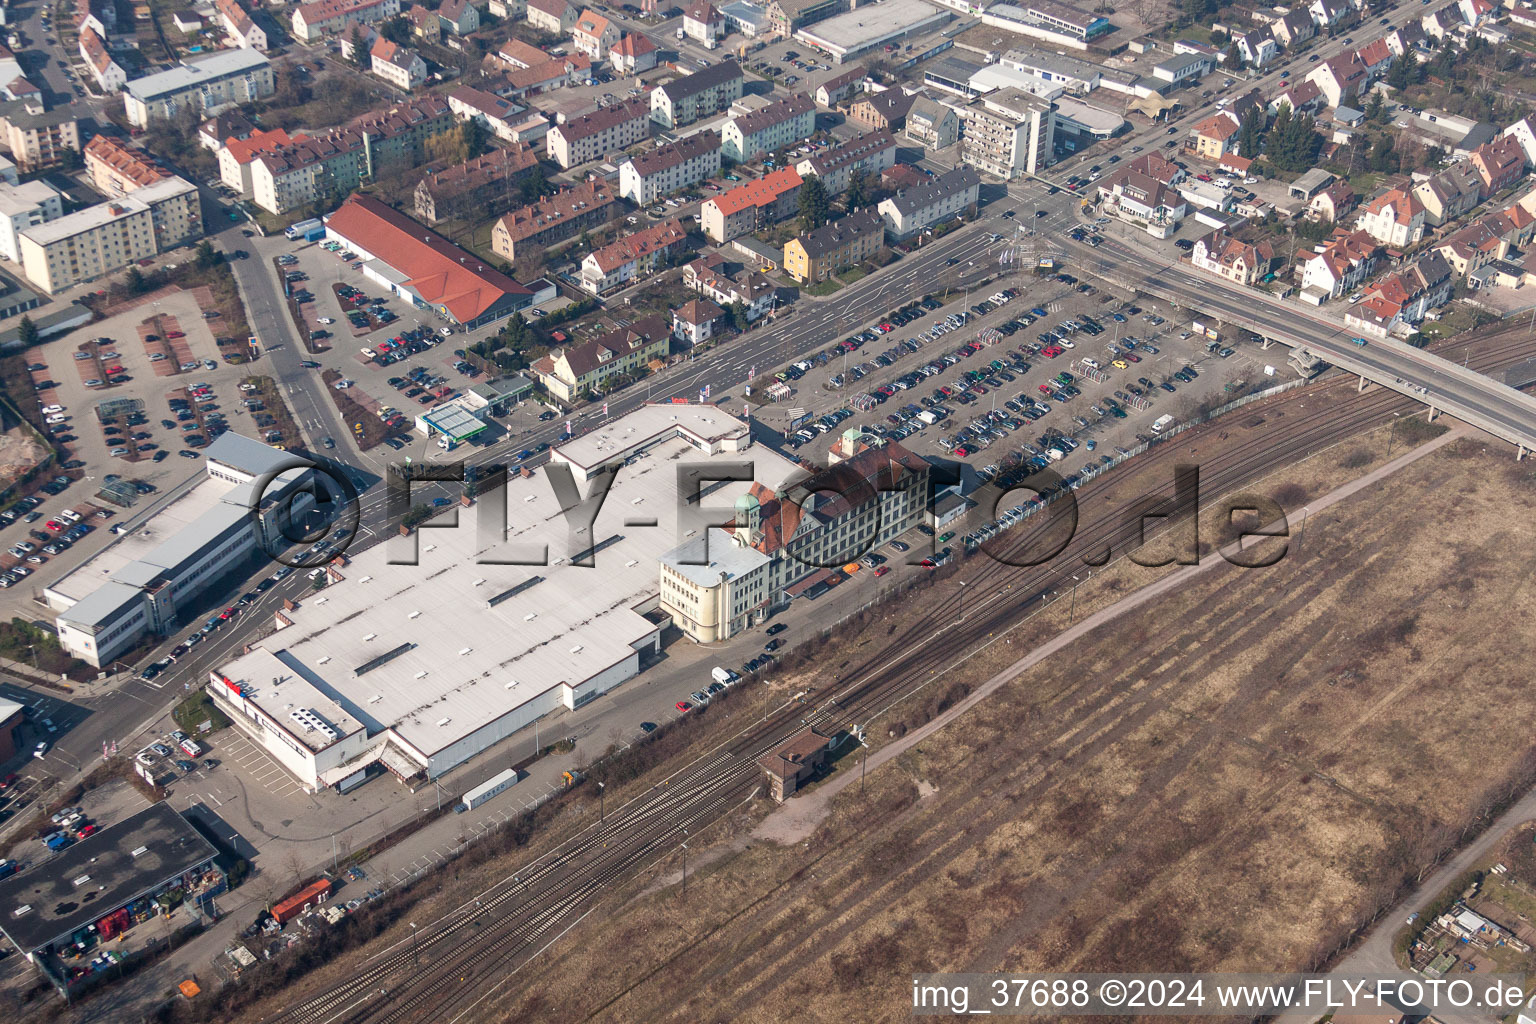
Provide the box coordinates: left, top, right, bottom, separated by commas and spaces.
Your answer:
875, 165, 979, 240
579, 218, 690, 293
793, 130, 894, 194
1469, 135, 1526, 199
123, 49, 275, 128
0, 180, 62, 262
491, 179, 622, 261
370, 38, 428, 90
1412, 161, 1482, 226
956, 89, 1054, 179
291, 0, 399, 41
531, 313, 671, 401
84, 135, 169, 197
1192, 110, 1240, 161
19, 176, 202, 293
659, 437, 928, 641
226, 97, 453, 215
783, 208, 881, 283
0, 101, 82, 172
619, 131, 721, 205
413, 143, 539, 224
905, 96, 959, 150
650, 60, 742, 129
701, 166, 802, 242
721, 93, 814, 162
546, 95, 651, 168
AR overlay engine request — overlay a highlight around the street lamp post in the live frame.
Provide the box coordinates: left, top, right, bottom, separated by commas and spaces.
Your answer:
680, 841, 688, 899
1386, 411, 1401, 458
1070, 574, 1079, 621
598, 781, 605, 824
410, 922, 419, 964
957, 580, 967, 624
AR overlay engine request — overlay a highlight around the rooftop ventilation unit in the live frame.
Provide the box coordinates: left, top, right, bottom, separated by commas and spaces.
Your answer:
459, 647, 472, 655
436, 717, 451, 726
409, 610, 421, 618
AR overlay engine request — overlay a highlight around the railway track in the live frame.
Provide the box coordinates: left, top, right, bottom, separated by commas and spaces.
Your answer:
268, 331, 1536, 1024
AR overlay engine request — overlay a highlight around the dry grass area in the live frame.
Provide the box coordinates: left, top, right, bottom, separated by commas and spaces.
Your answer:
466, 436, 1536, 1023
0, 423, 50, 493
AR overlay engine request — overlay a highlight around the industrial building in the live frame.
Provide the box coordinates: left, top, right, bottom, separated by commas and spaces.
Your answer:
792, 0, 951, 63
47, 434, 315, 667
0, 803, 225, 994
210, 404, 803, 791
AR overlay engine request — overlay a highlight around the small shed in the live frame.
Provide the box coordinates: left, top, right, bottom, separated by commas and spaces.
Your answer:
758, 727, 831, 802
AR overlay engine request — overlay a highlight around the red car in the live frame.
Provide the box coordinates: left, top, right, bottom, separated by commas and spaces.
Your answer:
106, 365, 124, 374
76, 824, 98, 838
167, 331, 185, 339
954, 446, 969, 457
676, 700, 693, 713
873, 565, 890, 577
1125, 353, 1141, 362
0, 772, 18, 790
1038, 384, 1053, 393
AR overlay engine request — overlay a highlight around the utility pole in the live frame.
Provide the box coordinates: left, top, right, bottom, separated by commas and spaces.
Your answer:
410, 922, 419, 964
956, 580, 967, 624
680, 841, 688, 899
331, 833, 338, 875
1070, 574, 1079, 621
1386, 411, 1401, 458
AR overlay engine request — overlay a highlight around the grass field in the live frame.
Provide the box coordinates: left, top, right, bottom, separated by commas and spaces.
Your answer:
464, 436, 1536, 1023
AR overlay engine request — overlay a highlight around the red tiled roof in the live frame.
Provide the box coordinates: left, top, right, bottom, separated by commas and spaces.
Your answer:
613, 32, 655, 57
588, 218, 688, 273
84, 135, 170, 189
706, 166, 801, 216
1195, 111, 1239, 141
675, 297, 723, 325
223, 127, 304, 164
1354, 38, 1391, 67
324, 195, 530, 322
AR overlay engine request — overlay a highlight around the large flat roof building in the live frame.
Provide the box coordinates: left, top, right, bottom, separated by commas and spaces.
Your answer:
792, 0, 950, 63
46, 434, 314, 667
211, 404, 802, 791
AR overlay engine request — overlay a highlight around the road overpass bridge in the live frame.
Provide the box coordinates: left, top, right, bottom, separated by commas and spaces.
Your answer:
1070, 236, 1536, 456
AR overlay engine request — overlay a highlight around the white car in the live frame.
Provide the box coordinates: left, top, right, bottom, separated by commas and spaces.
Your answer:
41, 404, 62, 414
33, 742, 47, 759
333, 380, 352, 390
438, 327, 453, 337
44, 414, 66, 424
60, 509, 81, 522
109, 447, 128, 457
318, 317, 334, 324
149, 353, 167, 361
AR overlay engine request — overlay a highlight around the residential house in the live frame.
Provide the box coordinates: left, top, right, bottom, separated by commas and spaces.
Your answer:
1356, 187, 1425, 247
701, 165, 802, 242
371, 38, 428, 90
497, 37, 550, 68
1271, 7, 1316, 47
1503, 115, 1536, 168
1308, 0, 1347, 28
413, 143, 539, 224
683, 251, 777, 320
532, 313, 670, 401
1270, 78, 1324, 116
172, 10, 203, 32
198, 109, 256, 152
1307, 53, 1368, 108
1354, 38, 1393, 79
650, 60, 743, 129
1345, 252, 1453, 337
406, 4, 442, 41
1384, 20, 1425, 55
448, 86, 546, 144
619, 131, 722, 204
816, 64, 865, 106
579, 218, 690, 293
1433, 216, 1508, 275
1192, 110, 1241, 160
490, 179, 622, 261
572, 9, 619, 57
610, 32, 658, 73
1190, 229, 1275, 285
1308, 181, 1356, 223
526, 0, 579, 33
782, 208, 882, 283
438, 0, 479, 34
1412, 161, 1481, 225
1236, 27, 1279, 66
905, 96, 959, 150
338, 18, 378, 58
721, 93, 814, 162
216, 0, 268, 49
498, 52, 591, 98
1296, 228, 1380, 302
793, 130, 895, 194
78, 26, 126, 93
546, 94, 651, 167
683, 1, 725, 46
673, 297, 724, 344
1421, 4, 1459, 38
19, 176, 202, 293
875, 165, 980, 240
1469, 135, 1526, 198
848, 89, 917, 133
290, 0, 400, 43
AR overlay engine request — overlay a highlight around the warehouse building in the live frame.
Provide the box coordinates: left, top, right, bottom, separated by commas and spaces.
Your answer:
322, 195, 533, 329
211, 404, 803, 791
47, 434, 314, 667
0, 802, 225, 994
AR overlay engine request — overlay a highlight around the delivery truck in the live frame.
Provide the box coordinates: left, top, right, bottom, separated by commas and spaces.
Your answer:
1151, 414, 1176, 433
